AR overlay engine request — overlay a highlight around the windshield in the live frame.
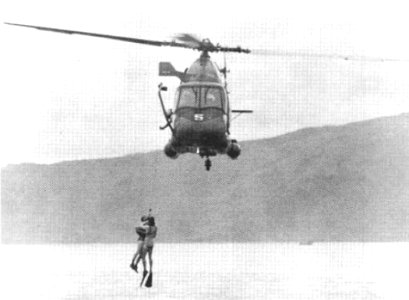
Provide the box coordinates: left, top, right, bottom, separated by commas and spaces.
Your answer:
177, 86, 224, 110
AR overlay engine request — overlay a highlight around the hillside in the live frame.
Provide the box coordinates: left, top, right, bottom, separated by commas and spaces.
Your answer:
2, 114, 409, 243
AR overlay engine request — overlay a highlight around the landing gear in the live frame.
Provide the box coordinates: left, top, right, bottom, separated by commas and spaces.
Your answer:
205, 157, 212, 171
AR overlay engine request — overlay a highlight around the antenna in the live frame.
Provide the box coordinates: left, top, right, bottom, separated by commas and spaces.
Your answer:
220, 53, 229, 90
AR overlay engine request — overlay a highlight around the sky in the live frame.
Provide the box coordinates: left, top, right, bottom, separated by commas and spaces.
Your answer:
1, 0, 409, 166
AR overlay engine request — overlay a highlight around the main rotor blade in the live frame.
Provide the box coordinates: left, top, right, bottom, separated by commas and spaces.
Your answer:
5, 22, 192, 50
5, 22, 251, 53
252, 49, 409, 62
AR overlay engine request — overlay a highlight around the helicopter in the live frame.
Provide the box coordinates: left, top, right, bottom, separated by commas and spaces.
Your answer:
5, 23, 253, 170
5, 23, 407, 170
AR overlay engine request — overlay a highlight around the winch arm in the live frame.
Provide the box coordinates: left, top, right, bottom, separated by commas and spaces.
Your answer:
158, 83, 174, 133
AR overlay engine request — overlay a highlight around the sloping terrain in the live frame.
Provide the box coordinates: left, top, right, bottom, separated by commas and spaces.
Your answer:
2, 114, 409, 243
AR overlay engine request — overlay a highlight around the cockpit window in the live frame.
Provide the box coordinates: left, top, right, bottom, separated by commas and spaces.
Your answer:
202, 88, 222, 108
177, 86, 224, 110
179, 87, 199, 107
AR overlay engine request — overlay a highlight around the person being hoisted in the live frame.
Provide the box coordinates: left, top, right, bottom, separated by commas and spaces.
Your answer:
139, 210, 157, 288
130, 215, 149, 273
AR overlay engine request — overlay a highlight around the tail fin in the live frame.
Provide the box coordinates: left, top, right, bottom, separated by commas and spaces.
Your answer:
159, 62, 185, 81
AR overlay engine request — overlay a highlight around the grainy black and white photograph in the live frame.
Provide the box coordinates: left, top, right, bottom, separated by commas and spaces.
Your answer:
1, 0, 409, 299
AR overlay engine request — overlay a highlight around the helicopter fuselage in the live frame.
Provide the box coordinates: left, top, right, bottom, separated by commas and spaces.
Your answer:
161, 53, 241, 163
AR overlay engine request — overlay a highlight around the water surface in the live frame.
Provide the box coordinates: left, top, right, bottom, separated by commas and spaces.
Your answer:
1, 243, 408, 299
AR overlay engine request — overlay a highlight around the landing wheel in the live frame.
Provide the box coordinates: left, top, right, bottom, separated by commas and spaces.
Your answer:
205, 158, 211, 171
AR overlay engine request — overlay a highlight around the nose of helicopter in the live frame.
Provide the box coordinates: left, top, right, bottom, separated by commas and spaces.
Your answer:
174, 116, 227, 148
